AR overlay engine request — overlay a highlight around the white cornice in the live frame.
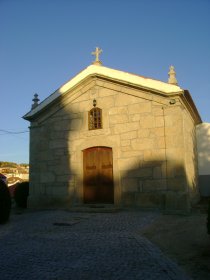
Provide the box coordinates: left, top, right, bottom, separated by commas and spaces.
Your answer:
23, 64, 183, 119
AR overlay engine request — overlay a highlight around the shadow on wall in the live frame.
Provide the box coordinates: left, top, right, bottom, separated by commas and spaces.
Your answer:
83, 174, 114, 204
120, 158, 194, 213
28, 93, 85, 208
196, 123, 210, 196
29, 105, 196, 213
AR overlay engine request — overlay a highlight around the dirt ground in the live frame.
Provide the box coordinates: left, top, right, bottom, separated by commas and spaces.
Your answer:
140, 209, 210, 280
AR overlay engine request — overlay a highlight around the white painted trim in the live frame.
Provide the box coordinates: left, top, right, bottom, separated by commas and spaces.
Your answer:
24, 64, 183, 119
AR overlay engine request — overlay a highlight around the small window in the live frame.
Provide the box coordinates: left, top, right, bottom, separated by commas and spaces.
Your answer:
89, 107, 102, 130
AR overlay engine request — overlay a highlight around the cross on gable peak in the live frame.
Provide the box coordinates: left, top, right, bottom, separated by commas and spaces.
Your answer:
91, 47, 102, 65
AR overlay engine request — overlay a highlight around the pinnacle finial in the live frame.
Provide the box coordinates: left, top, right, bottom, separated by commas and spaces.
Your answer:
31, 93, 40, 109
168, 65, 178, 85
91, 47, 102, 65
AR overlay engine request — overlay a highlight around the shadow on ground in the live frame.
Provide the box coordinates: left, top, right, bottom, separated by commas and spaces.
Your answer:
140, 209, 210, 280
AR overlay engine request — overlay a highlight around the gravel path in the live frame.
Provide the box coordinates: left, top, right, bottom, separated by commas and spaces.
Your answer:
0, 210, 191, 280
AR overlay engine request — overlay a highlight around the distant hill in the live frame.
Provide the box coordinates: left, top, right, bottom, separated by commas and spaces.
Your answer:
0, 161, 29, 168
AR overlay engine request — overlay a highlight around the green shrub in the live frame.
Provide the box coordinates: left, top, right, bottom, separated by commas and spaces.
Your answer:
207, 200, 210, 235
14, 182, 29, 208
0, 180, 11, 224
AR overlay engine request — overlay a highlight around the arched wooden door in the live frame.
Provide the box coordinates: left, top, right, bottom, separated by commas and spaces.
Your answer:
83, 147, 114, 204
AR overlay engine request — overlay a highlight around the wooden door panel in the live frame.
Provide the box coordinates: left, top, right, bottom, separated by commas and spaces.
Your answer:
83, 148, 98, 203
83, 147, 114, 204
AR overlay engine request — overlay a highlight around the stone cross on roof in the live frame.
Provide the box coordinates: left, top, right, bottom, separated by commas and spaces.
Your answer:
91, 47, 102, 65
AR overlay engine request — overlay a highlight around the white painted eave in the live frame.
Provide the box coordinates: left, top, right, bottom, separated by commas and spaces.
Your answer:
23, 64, 183, 119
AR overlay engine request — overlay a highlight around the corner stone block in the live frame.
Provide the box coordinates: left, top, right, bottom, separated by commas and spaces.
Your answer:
109, 106, 128, 115
137, 129, 150, 138
153, 107, 163, 116
121, 146, 131, 152
115, 94, 139, 106
122, 157, 141, 169
164, 192, 191, 213
143, 179, 167, 191
70, 119, 82, 130
164, 115, 182, 128
129, 114, 141, 122
121, 150, 144, 158
49, 140, 67, 149
135, 193, 165, 209
128, 102, 151, 114
99, 96, 115, 108
166, 159, 185, 178
52, 186, 68, 196
153, 166, 162, 179
125, 167, 152, 178
140, 116, 155, 128
149, 127, 165, 137
40, 172, 55, 183
165, 125, 183, 136
143, 150, 153, 162
54, 120, 71, 131
109, 114, 128, 124
121, 192, 136, 207
164, 106, 183, 116
167, 178, 187, 192
155, 116, 164, 127
152, 149, 166, 161
114, 122, 139, 134
121, 140, 130, 147
99, 88, 116, 97
131, 138, 154, 150
165, 134, 184, 148
121, 178, 138, 192
120, 130, 137, 140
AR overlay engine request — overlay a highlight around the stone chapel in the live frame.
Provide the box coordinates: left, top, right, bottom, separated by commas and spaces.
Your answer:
23, 48, 202, 213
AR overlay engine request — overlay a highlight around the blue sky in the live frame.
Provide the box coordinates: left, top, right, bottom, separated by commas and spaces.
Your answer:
0, 0, 210, 163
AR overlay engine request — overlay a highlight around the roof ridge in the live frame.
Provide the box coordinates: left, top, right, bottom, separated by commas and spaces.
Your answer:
23, 64, 183, 120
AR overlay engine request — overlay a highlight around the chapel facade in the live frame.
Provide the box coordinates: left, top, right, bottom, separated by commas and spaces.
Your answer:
24, 49, 202, 213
